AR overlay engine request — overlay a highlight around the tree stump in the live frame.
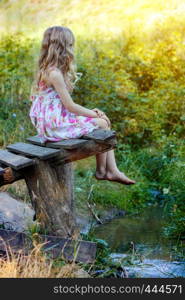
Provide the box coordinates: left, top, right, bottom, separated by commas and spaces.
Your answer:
1, 129, 117, 238
24, 159, 77, 237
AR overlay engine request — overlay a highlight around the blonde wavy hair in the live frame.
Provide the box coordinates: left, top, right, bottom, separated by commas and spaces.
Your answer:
30, 26, 81, 97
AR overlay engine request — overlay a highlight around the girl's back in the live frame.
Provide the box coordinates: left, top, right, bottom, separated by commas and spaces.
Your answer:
29, 65, 99, 142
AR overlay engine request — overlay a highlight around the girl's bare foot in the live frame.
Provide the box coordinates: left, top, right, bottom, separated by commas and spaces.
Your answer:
94, 171, 106, 181
94, 170, 136, 185
106, 170, 136, 185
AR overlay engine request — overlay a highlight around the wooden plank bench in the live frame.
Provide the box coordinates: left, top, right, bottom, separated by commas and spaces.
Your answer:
0, 129, 117, 262
0, 229, 96, 263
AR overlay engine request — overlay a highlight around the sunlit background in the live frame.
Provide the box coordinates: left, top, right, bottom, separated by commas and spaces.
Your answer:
1, 0, 185, 73
1, 0, 185, 38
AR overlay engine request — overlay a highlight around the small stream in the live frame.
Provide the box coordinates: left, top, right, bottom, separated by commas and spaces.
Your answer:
92, 206, 185, 278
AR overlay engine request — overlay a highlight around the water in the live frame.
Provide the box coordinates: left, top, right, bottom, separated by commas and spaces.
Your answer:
92, 207, 185, 278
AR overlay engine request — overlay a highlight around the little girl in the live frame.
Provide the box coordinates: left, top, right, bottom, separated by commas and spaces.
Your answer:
29, 26, 135, 185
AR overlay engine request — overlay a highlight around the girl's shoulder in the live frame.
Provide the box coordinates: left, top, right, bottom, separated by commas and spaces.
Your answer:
40, 67, 61, 88
47, 66, 61, 75
47, 66, 64, 82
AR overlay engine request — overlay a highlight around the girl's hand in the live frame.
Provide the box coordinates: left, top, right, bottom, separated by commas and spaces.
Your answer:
92, 108, 105, 117
92, 108, 111, 127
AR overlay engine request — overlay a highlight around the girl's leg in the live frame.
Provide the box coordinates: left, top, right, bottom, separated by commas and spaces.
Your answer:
92, 118, 136, 185
95, 149, 135, 184
92, 117, 107, 175
104, 149, 136, 184
95, 151, 107, 176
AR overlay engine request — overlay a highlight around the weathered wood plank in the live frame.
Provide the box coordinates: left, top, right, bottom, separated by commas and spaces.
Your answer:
48, 137, 117, 166
0, 149, 35, 170
6, 142, 61, 160
0, 229, 31, 253
81, 129, 116, 142
0, 229, 97, 263
0, 134, 116, 186
45, 139, 89, 149
26, 136, 46, 146
26, 135, 89, 149
40, 234, 97, 263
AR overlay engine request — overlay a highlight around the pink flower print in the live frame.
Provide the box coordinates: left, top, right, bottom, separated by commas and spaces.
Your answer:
58, 119, 63, 126
38, 96, 44, 101
30, 95, 36, 102
40, 106, 45, 114
71, 131, 77, 137
39, 81, 45, 87
62, 111, 67, 117
82, 128, 87, 134
31, 105, 36, 113
45, 120, 53, 128
49, 104, 54, 111
56, 95, 60, 99
91, 119, 98, 126
47, 89, 53, 94
38, 81, 48, 91
38, 117, 44, 121
85, 117, 92, 122
69, 118, 76, 123
68, 126, 74, 132
50, 115, 57, 126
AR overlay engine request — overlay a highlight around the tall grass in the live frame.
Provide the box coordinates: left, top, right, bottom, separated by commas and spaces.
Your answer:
0, 239, 90, 278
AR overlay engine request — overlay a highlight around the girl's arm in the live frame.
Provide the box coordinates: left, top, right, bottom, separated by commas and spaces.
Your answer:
48, 69, 98, 118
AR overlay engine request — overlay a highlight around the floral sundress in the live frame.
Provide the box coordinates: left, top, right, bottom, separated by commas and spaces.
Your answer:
29, 80, 99, 143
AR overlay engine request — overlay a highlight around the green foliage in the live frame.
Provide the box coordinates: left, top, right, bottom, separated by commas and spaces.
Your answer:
0, 9, 185, 241
75, 137, 185, 241
0, 33, 35, 102
1, 31, 185, 147
79, 233, 125, 277
0, 33, 37, 145
26, 221, 50, 238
